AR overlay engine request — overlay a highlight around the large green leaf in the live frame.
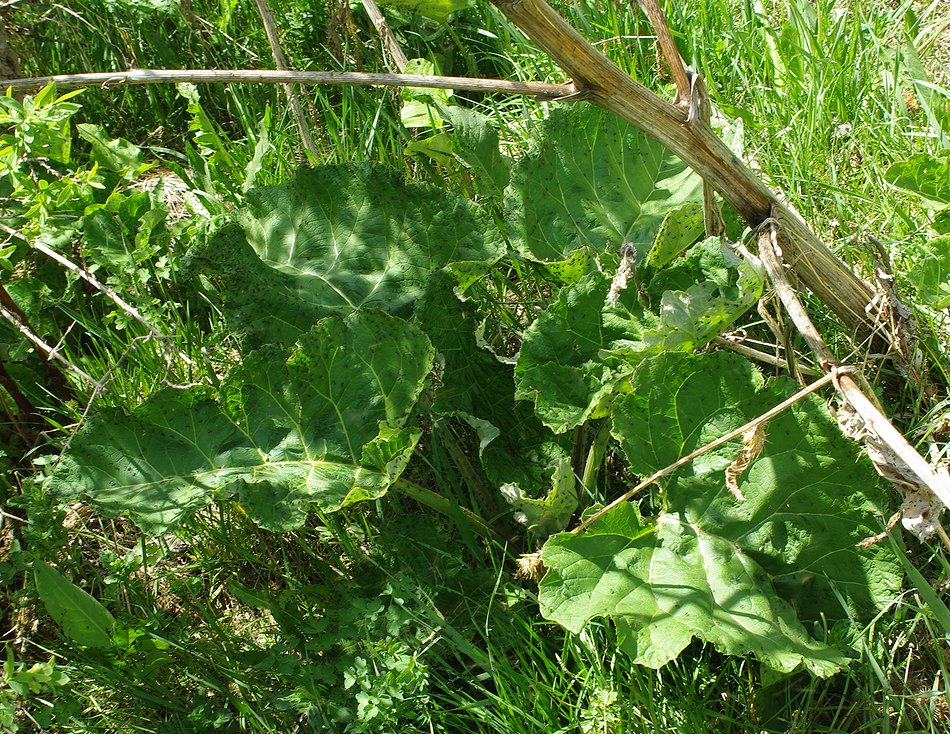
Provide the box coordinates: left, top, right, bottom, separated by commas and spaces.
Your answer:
616, 352, 900, 623
884, 153, 950, 208
49, 310, 434, 534
513, 272, 658, 433
441, 106, 511, 196
513, 236, 765, 434
374, 0, 470, 21
539, 352, 899, 674
908, 235, 950, 309
185, 164, 504, 347
505, 106, 702, 262
540, 505, 850, 676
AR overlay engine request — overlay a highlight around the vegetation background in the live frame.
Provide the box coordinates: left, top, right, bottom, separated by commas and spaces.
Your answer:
0, 0, 948, 731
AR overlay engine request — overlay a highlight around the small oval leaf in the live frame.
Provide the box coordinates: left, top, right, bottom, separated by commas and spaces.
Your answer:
34, 562, 115, 648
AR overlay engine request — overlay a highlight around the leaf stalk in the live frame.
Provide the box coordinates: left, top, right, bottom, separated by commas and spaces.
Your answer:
392, 477, 502, 541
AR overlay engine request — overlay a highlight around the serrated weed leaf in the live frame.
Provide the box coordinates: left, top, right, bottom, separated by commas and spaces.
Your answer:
506, 106, 702, 262
76, 123, 153, 180
539, 352, 899, 675
50, 311, 434, 533
187, 164, 504, 348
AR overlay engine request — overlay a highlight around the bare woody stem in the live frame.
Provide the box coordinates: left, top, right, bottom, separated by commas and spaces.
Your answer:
635, 0, 691, 105
2, 69, 577, 100
489, 0, 877, 336
361, 0, 409, 72
254, 0, 321, 161
634, 0, 723, 235
0, 303, 98, 387
758, 221, 950, 510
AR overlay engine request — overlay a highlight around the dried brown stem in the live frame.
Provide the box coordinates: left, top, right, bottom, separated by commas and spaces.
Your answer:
361, 0, 409, 72
634, 0, 723, 235
0, 303, 98, 387
490, 0, 877, 337
713, 335, 818, 376
758, 221, 950, 510
635, 0, 690, 105
2, 68, 576, 100
253, 0, 321, 161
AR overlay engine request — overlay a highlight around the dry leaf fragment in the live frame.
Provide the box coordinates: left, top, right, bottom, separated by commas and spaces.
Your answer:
901, 490, 943, 542
724, 423, 766, 501
515, 551, 546, 583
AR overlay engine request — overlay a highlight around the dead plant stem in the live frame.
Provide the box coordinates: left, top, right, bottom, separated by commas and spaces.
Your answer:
2, 68, 575, 99
757, 220, 950, 510
571, 371, 836, 534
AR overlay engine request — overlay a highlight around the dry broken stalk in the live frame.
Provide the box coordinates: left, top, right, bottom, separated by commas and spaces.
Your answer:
2, 69, 575, 101
634, 0, 723, 235
0, 303, 98, 387
635, 0, 691, 105
254, 0, 321, 161
488, 0, 879, 337
361, 0, 409, 72
757, 220, 950, 518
